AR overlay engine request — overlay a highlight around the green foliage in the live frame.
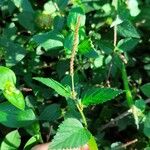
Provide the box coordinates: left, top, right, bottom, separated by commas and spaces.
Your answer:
24, 135, 40, 150
39, 104, 61, 122
49, 118, 91, 149
0, 66, 16, 90
0, 0, 150, 149
31, 31, 64, 51
117, 38, 139, 52
0, 66, 25, 110
3, 84, 25, 110
0, 102, 36, 128
82, 88, 123, 106
0, 38, 26, 66
141, 83, 150, 97
67, 7, 86, 30
88, 136, 98, 150
33, 77, 71, 98
118, 21, 140, 38
78, 38, 98, 58
144, 113, 150, 138
0, 130, 21, 150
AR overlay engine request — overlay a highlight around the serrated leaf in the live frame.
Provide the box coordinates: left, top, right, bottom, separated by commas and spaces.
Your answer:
31, 31, 64, 51
88, 136, 98, 150
33, 77, 71, 98
49, 118, 91, 149
117, 38, 139, 52
82, 88, 123, 106
67, 7, 86, 30
0, 102, 36, 128
0, 130, 21, 150
0, 66, 16, 90
118, 21, 140, 38
78, 39, 98, 58
141, 83, 150, 97
39, 104, 61, 122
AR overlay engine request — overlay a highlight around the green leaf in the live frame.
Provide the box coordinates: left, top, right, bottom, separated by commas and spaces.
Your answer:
3, 82, 25, 110
0, 38, 26, 66
54, 0, 69, 10
18, 11, 35, 32
31, 31, 64, 51
88, 136, 98, 150
2, 23, 17, 39
24, 135, 40, 150
117, 38, 139, 52
144, 112, 150, 138
128, 0, 140, 17
141, 83, 150, 97
67, 7, 86, 30
82, 88, 123, 106
117, 21, 140, 38
49, 118, 91, 149
39, 104, 61, 122
98, 40, 114, 54
53, 16, 65, 31
0, 130, 21, 150
24, 122, 41, 136
0, 102, 36, 128
0, 66, 16, 90
135, 99, 146, 112
111, 16, 123, 28
33, 77, 71, 98
78, 39, 98, 58
11, 0, 33, 12
44, 1, 56, 14
116, 0, 130, 21
64, 32, 74, 55
94, 55, 104, 68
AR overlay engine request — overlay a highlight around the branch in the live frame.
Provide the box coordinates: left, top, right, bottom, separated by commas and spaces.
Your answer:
100, 98, 150, 131
121, 139, 138, 149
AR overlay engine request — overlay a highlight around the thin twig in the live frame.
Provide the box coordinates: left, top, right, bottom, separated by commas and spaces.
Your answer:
20, 87, 32, 92
100, 109, 132, 131
121, 139, 138, 149
100, 98, 150, 131
113, 24, 117, 47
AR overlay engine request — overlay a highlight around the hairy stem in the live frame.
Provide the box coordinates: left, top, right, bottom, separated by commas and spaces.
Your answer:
70, 16, 80, 99
77, 103, 88, 128
69, 16, 87, 127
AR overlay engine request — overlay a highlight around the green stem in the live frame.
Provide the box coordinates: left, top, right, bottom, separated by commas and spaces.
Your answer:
76, 103, 88, 128
69, 16, 87, 127
121, 63, 134, 107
